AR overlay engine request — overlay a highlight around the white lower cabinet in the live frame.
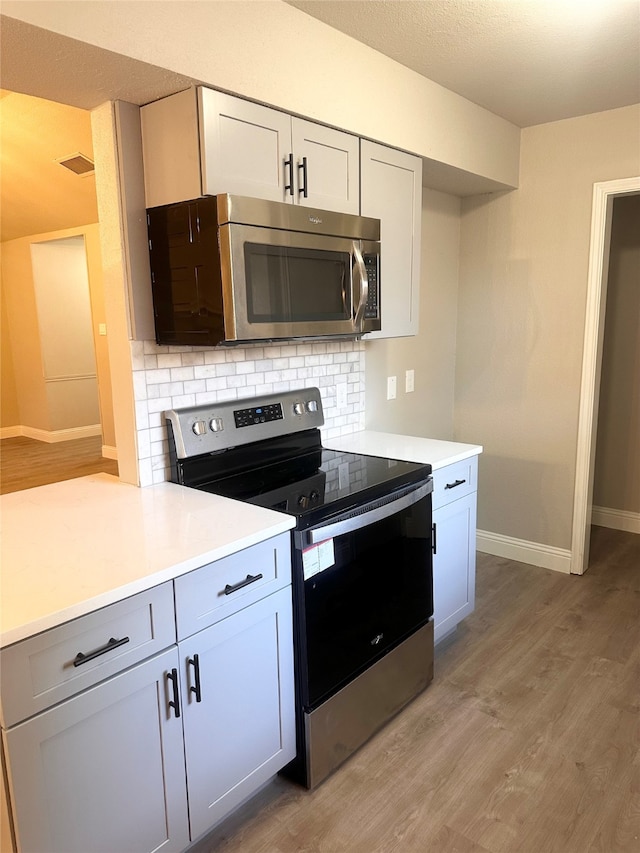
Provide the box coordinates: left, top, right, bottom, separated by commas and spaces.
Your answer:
4, 647, 190, 853
1, 534, 295, 853
431, 456, 479, 643
179, 586, 294, 839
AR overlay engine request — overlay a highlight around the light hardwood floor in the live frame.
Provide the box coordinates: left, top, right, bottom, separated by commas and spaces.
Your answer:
0, 436, 118, 494
193, 526, 640, 853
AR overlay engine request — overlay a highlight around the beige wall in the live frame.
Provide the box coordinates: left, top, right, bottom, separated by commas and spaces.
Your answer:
593, 193, 640, 514
365, 188, 461, 438
3, 0, 520, 191
1, 224, 116, 447
455, 105, 640, 551
0, 284, 20, 430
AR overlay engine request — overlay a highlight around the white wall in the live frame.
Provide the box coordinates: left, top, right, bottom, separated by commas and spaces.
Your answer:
365, 188, 461, 438
455, 105, 640, 554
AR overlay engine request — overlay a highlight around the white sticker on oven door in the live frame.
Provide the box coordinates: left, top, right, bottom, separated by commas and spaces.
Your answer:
302, 538, 335, 580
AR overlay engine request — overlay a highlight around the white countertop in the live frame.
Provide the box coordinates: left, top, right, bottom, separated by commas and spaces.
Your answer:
325, 431, 482, 469
1, 433, 480, 648
0, 474, 294, 648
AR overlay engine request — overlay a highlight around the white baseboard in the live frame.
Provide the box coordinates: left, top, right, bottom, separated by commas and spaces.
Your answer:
591, 506, 640, 534
1, 424, 102, 443
477, 530, 572, 574
102, 445, 118, 460
0, 426, 22, 439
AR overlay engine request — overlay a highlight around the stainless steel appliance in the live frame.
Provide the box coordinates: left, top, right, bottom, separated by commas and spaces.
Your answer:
147, 194, 381, 346
165, 388, 433, 789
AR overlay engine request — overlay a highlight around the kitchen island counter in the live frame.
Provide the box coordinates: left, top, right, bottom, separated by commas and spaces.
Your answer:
0, 473, 294, 648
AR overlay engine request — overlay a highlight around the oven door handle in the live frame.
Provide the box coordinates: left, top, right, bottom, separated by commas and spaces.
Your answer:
301, 479, 432, 547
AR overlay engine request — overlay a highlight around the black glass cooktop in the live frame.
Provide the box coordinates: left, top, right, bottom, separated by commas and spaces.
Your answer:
184, 443, 431, 528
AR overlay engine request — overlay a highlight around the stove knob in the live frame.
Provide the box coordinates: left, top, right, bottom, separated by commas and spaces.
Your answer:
297, 495, 309, 509
293, 402, 305, 416
306, 400, 318, 413
209, 417, 224, 432
309, 490, 320, 503
192, 420, 207, 436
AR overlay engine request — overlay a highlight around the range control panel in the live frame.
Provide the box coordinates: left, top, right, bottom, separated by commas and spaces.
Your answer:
166, 387, 325, 459
234, 403, 283, 429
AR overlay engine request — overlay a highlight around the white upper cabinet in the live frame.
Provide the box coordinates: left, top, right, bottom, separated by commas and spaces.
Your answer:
360, 140, 422, 338
290, 117, 360, 213
198, 89, 291, 203
141, 88, 360, 214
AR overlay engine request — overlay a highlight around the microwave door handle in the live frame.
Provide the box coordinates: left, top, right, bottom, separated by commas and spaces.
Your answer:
352, 241, 368, 331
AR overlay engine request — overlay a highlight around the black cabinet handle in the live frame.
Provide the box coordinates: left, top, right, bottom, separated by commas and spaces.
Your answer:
444, 478, 466, 490
432, 522, 437, 555
298, 156, 308, 198
224, 573, 263, 595
188, 654, 202, 703
284, 154, 294, 196
167, 668, 181, 718
73, 636, 130, 667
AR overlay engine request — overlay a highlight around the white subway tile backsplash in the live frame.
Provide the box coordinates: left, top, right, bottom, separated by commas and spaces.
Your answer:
131, 339, 365, 483
156, 353, 183, 369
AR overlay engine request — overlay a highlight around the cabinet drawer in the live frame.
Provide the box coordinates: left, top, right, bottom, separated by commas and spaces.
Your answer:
174, 533, 291, 641
432, 456, 478, 510
1, 583, 175, 728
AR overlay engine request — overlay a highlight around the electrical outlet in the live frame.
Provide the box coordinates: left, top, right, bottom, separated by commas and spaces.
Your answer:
387, 376, 397, 400
98, 323, 107, 336
405, 369, 415, 393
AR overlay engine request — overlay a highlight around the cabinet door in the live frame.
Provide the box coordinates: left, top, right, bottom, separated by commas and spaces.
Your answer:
360, 140, 422, 338
4, 648, 189, 853
199, 89, 292, 202
292, 118, 360, 214
432, 492, 477, 644
180, 586, 295, 839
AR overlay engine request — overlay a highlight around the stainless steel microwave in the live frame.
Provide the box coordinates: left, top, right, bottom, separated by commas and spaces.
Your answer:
146, 193, 381, 346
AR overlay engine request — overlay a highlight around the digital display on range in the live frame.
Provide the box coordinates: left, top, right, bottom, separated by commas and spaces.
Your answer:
234, 403, 284, 428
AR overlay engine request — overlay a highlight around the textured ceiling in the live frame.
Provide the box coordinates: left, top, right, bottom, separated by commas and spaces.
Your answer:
0, 91, 98, 243
286, 0, 640, 127
1, 1, 639, 243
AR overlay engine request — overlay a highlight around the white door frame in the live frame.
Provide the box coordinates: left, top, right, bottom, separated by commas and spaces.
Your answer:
570, 176, 640, 574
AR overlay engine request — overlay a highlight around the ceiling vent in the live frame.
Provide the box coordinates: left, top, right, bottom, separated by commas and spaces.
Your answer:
55, 152, 95, 177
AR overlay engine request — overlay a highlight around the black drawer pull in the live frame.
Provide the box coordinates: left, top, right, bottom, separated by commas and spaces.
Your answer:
298, 156, 308, 197
444, 478, 466, 490
284, 153, 294, 196
224, 573, 263, 595
167, 668, 181, 718
73, 636, 130, 667
188, 654, 202, 703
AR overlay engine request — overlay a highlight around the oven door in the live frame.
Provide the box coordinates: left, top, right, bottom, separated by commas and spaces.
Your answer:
293, 479, 433, 711
219, 223, 376, 340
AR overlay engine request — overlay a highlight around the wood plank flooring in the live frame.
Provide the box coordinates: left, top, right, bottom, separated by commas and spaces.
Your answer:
0, 436, 118, 494
192, 526, 640, 853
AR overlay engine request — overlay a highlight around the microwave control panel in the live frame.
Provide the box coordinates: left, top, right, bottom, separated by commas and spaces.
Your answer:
363, 254, 380, 319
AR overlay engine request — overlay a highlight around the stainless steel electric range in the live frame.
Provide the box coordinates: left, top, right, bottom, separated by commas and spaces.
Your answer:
165, 387, 434, 788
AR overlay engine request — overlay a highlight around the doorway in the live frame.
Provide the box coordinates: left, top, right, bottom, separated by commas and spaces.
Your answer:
570, 177, 640, 574
0, 90, 117, 490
